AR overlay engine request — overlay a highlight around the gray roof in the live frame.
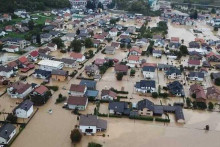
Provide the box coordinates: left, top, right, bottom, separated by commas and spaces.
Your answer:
16, 100, 33, 111
189, 72, 204, 78
157, 64, 173, 69
109, 102, 129, 114
175, 106, 185, 120
80, 80, 96, 90
60, 58, 76, 65
79, 115, 107, 130
142, 66, 156, 72
105, 46, 115, 52
0, 66, 13, 72
153, 105, 164, 115
51, 69, 68, 76
137, 99, 154, 111
135, 80, 156, 89
0, 124, 16, 140
166, 67, 181, 76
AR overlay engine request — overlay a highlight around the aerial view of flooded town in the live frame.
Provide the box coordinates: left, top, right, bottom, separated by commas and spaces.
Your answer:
1, 0, 220, 146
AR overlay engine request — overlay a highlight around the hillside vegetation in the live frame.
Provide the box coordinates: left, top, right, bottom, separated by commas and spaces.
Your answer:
0, 0, 71, 13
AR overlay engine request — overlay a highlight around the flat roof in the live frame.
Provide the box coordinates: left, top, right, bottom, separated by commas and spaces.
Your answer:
38, 60, 63, 68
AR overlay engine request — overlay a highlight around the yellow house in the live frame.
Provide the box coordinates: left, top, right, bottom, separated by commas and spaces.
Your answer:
51, 69, 68, 81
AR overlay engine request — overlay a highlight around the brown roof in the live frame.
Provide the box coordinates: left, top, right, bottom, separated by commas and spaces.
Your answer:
114, 64, 128, 72
7, 61, 18, 68
101, 90, 117, 99
67, 96, 87, 105
128, 55, 139, 61
9, 82, 31, 94
188, 59, 200, 65
207, 86, 220, 97
130, 47, 142, 54
70, 84, 86, 92
70, 52, 83, 59
34, 85, 48, 95
190, 84, 206, 100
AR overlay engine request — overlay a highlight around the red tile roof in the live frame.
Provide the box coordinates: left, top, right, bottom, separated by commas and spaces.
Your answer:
70, 84, 86, 92
115, 64, 128, 72
70, 52, 83, 59
130, 47, 142, 54
188, 59, 200, 65
67, 96, 87, 106
18, 56, 28, 64
34, 85, 48, 95
171, 37, 179, 42
30, 50, 39, 57
128, 55, 139, 61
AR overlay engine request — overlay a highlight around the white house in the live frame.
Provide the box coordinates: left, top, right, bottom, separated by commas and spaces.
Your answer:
14, 9, 26, 17
67, 96, 88, 110
47, 43, 57, 51
69, 84, 87, 96
70, 52, 85, 62
135, 80, 156, 93
109, 28, 118, 37
142, 66, 156, 79
129, 47, 142, 56
152, 50, 162, 58
14, 100, 33, 118
79, 115, 107, 135
7, 82, 33, 98
0, 124, 16, 144
0, 66, 14, 78
127, 55, 140, 67
38, 60, 64, 71
2, 45, 19, 53
101, 90, 117, 101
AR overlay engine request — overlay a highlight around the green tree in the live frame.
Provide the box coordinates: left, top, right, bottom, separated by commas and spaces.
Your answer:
127, 43, 132, 49
52, 37, 64, 49
6, 113, 17, 123
70, 39, 82, 52
152, 92, 158, 98
85, 38, 94, 48
110, 19, 117, 25
186, 97, 191, 107
0, 43, 3, 52
130, 69, 135, 76
86, 0, 96, 10
97, 2, 103, 9
28, 20, 35, 30
214, 27, 218, 32
179, 45, 188, 56
70, 129, 82, 143
208, 102, 214, 110
215, 78, 220, 86
211, 8, 216, 14
120, 43, 125, 48
76, 28, 80, 35
116, 72, 123, 81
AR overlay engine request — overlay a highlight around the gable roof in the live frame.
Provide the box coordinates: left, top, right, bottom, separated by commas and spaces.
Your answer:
70, 52, 83, 59
0, 124, 16, 140
79, 115, 107, 130
16, 99, 33, 111
70, 84, 86, 92
101, 90, 117, 99
114, 64, 128, 72
67, 96, 87, 106
34, 85, 48, 95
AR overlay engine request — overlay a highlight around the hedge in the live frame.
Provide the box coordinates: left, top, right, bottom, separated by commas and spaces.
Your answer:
117, 96, 128, 99
129, 116, 154, 121
155, 118, 170, 122
98, 113, 122, 118
110, 88, 129, 94
46, 86, 59, 91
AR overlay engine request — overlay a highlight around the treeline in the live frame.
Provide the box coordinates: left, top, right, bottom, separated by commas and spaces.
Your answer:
112, 0, 161, 16
0, 0, 71, 13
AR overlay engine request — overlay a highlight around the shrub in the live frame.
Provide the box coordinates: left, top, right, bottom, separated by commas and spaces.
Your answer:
110, 88, 129, 94
155, 118, 170, 122
208, 102, 214, 110
46, 86, 59, 91
88, 142, 102, 147
70, 129, 82, 143
116, 72, 123, 81
56, 95, 67, 104
215, 78, 220, 86
130, 69, 135, 76
152, 92, 158, 98
214, 27, 218, 32
6, 113, 17, 123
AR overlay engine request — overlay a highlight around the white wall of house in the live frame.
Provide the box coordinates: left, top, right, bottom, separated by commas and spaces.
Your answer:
0, 70, 14, 78
109, 31, 117, 37
130, 51, 141, 56
167, 73, 182, 80
39, 64, 63, 71
69, 90, 86, 97
135, 87, 156, 93
0, 129, 16, 144
15, 105, 33, 118
153, 53, 162, 57
101, 95, 114, 101
79, 125, 97, 135
7, 87, 33, 99
68, 104, 87, 110
189, 77, 203, 81
3, 47, 19, 53
142, 71, 154, 79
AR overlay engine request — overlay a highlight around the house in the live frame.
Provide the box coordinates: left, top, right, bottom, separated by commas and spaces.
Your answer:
60, 58, 76, 68
70, 52, 85, 62
79, 115, 107, 135
109, 28, 118, 37
166, 67, 181, 79
154, 39, 165, 47
2, 38, 29, 49
211, 72, 220, 81
0, 124, 16, 144
0, 66, 14, 78
114, 64, 128, 75
135, 80, 156, 93
157, 64, 173, 71
69, 84, 87, 96
111, 42, 120, 49
188, 72, 204, 81
14, 100, 33, 118
38, 47, 51, 55
47, 43, 57, 51
7, 61, 18, 70
129, 47, 142, 56
206, 52, 220, 62
136, 99, 154, 116
14, 9, 26, 17
170, 37, 180, 43
152, 49, 162, 57
189, 41, 200, 48
101, 89, 117, 101
5, 25, 13, 32
7, 82, 33, 98
188, 59, 201, 68
142, 66, 156, 79
51, 69, 68, 81
105, 46, 115, 55
85, 90, 99, 100
33, 69, 51, 79
32, 85, 49, 96
94, 58, 106, 66
206, 86, 220, 101
189, 84, 206, 102
40, 33, 52, 43
85, 64, 99, 76
136, 38, 148, 47
109, 102, 130, 115
167, 81, 185, 97
29, 50, 39, 62
67, 96, 88, 110
127, 55, 140, 65
2, 45, 19, 53
80, 80, 97, 90
38, 54, 54, 60
169, 42, 181, 50
38, 60, 64, 71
